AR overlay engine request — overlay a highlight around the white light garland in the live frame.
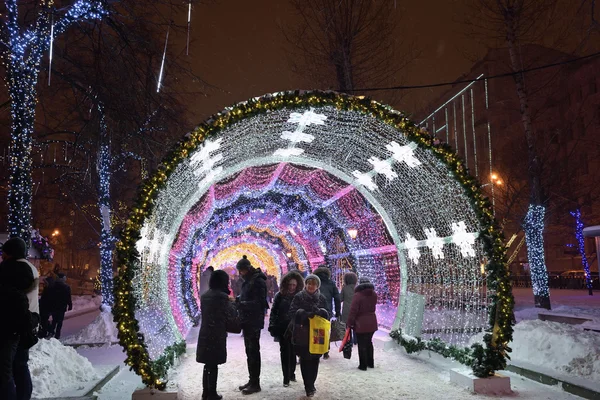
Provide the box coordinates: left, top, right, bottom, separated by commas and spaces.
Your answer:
132, 100, 491, 361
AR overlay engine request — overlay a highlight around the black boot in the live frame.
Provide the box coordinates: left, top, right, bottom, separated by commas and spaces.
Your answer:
202, 368, 209, 400
203, 366, 222, 400
241, 382, 261, 395
238, 381, 252, 391
367, 343, 374, 368
358, 346, 368, 371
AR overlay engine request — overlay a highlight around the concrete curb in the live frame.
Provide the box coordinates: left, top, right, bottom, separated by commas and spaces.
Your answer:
63, 341, 120, 348
506, 364, 600, 400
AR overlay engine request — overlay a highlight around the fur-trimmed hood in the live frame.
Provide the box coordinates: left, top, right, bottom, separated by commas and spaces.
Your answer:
313, 267, 331, 281
355, 282, 375, 293
279, 270, 304, 295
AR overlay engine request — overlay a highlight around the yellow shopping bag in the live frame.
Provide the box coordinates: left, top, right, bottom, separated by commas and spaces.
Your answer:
308, 315, 331, 355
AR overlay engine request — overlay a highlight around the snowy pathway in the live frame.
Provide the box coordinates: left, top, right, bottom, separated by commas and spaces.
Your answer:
172, 332, 581, 400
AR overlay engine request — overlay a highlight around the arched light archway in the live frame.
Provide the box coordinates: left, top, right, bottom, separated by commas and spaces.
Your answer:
114, 91, 512, 388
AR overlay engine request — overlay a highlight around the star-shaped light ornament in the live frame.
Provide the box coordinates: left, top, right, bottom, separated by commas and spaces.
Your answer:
368, 156, 397, 181
451, 221, 476, 257
386, 141, 421, 168
424, 228, 444, 259
404, 232, 421, 264
352, 170, 377, 191
136, 224, 150, 254
190, 138, 224, 185
288, 109, 327, 127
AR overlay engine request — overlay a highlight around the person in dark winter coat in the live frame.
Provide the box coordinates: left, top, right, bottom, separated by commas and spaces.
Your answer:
312, 267, 340, 359
2, 237, 39, 400
0, 282, 31, 400
268, 270, 304, 387
196, 270, 240, 400
347, 278, 378, 370
235, 255, 268, 395
46, 273, 72, 339
38, 276, 55, 338
287, 274, 330, 397
340, 272, 357, 323
199, 266, 214, 297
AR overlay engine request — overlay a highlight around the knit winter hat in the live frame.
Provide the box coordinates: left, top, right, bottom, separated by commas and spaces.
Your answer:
359, 277, 371, 284
236, 255, 252, 271
209, 270, 230, 292
1, 237, 27, 259
304, 274, 321, 288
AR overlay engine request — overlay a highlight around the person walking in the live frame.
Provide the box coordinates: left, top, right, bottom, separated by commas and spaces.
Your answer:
346, 277, 378, 371
288, 274, 330, 397
235, 255, 268, 395
196, 270, 240, 400
38, 276, 55, 338
47, 273, 72, 340
268, 270, 303, 387
1, 237, 39, 400
313, 267, 340, 359
340, 272, 357, 324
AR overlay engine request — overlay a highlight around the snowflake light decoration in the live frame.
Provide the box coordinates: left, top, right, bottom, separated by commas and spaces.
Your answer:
404, 232, 421, 264
451, 221, 476, 258
425, 228, 444, 259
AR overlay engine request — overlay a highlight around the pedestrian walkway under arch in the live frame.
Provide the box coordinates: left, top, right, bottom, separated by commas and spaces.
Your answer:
114, 91, 512, 388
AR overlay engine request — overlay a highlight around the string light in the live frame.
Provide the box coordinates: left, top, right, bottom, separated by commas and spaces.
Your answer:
156, 25, 169, 93
570, 208, 593, 292
524, 204, 551, 307
3, 0, 107, 246
115, 91, 513, 388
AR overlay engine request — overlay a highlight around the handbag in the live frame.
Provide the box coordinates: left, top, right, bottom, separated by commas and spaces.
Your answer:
339, 328, 353, 359
330, 319, 346, 342
308, 316, 331, 355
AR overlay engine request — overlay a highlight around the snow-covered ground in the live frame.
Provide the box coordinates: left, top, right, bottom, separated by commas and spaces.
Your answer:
62, 310, 118, 345
171, 331, 581, 400
28, 288, 600, 399
69, 295, 102, 314
29, 338, 100, 398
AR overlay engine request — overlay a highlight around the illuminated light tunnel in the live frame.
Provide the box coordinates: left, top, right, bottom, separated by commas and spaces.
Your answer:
115, 91, 512, 387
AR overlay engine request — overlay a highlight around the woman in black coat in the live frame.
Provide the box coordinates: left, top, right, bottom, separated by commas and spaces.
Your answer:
268, 270, 304, 387
196, 270, 240, 400
287, 274, 330, 398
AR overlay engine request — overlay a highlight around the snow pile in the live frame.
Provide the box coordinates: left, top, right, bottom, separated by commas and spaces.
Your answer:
63, 310, 118, 344
510, 320, 600, 380
69, 295, 102, 313
470, 319, 600, 381
29, 338, 99, 398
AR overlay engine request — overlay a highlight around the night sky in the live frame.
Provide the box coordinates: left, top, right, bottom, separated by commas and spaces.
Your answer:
182, 0, 484, 124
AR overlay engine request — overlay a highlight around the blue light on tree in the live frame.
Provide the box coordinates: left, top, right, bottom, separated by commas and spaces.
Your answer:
570, 208, 593, 295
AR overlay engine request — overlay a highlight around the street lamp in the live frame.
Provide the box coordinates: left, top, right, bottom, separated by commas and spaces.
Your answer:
347, 228, 358, 240
483, 173, 503, 216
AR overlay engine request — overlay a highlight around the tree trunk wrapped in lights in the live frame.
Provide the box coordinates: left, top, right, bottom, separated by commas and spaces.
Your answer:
2, 0, 107, 245
523, 204, 550, 309
571, 208, 593, 296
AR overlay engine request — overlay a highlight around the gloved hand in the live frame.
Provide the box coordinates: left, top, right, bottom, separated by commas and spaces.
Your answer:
268, 326, 276, 337
316, 308, 329, 319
